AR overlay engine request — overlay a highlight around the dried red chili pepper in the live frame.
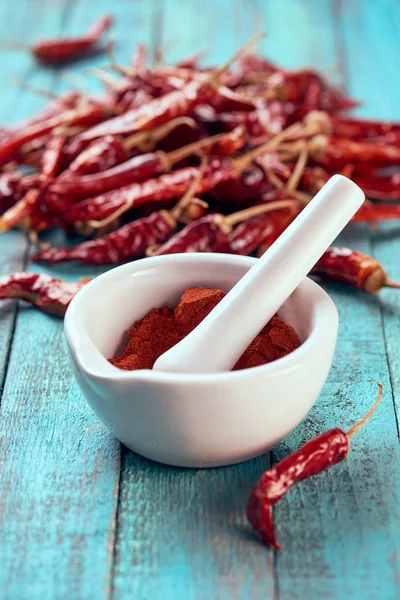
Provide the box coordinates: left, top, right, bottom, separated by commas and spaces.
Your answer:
75, 36, 262, 143
0, 188, 41, 233
60, 158, 235, 227
0, 272, 90, 316
352, 202, 400, 222
352, 173, 400, 201
229, 201, 299, 256
150, 200, 296, 256
61, 134, 129, 177
0, 91, 83, 142
75, 78, 217, 142
0, 104, 106, 166
308, 135, 400, 170
48, 126, 246, 203
331, 115, 400, 140
266, 69, 358, 114
5, 15, 113, 65
65, 115, 196, 166
32, 160, 207, 265
0, 171, 24, 212
40, 134, 66, 178
247, 383, 382, 550
64, 125, 301, 229
311, 247, 400, 293
33, 211, 175, 266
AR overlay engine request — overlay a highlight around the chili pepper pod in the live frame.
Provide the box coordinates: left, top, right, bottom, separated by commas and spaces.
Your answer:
0, 171, 24, 212
352, 173, 400, 202
60, 122, 307, 229
75, 34, 263, 143
1, 15, 113, 65
61, 134, 128, 179
331, 115, 400, 141
0, 272, 90, 316
61, 158, 236, 227
247, 383, 383, 550
150, 200, 296, 256
0, 104, 107, 167
231, 201, 299, 257
311, 247, 400, 293
308, 135, 400, 170
47, 126, 246, 203
40, 135, 66, 178
352, 203, 400, 223
32, 160, 208, 266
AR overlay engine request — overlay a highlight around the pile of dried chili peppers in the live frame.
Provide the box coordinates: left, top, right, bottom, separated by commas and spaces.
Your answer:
0, 29, 400, 312
0, 29, 392, 552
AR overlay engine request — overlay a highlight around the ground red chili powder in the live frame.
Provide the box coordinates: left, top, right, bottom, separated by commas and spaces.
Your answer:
109, 287, 301, 371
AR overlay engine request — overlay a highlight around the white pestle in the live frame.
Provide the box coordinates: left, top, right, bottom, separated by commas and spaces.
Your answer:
153, 175, 365, 374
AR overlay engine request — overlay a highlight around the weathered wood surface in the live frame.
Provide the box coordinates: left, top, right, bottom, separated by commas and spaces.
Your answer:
0, 1, 399, 599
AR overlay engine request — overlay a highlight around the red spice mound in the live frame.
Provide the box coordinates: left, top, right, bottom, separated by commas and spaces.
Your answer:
110, 287, 301, 371
174, 287, 226, 328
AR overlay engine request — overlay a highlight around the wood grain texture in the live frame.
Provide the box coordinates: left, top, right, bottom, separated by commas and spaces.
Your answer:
0, 1, 132, 598
0, 1, 399, 599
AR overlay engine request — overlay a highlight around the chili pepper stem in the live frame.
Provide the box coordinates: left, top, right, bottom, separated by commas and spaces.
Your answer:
258, 161, 311, 205
210, 32, 266, 83
12, 77, 64, 103
167, 130, 236, 167
346, 382, 383, 439
233, 123, 304, 175
106, 38, 135, 78
385, 280, 400, 289
86, 67, 120, 89
224, 199, 296, 227
124, 117, 197, 151
286, 145, 308, 192
170, 156, 207, 220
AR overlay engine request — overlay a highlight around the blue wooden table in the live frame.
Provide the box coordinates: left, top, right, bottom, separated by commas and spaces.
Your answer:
1, 1, 400, 598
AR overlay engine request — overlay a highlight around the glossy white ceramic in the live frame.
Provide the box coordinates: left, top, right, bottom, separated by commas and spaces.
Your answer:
65, 253, 339, 468
155, 175, 363, 374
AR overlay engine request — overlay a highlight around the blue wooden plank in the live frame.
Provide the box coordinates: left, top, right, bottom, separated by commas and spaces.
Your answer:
273, 0, 400, 597
0, 1, 156, 598
0, 0, 61, 395
338, 0, 400, 424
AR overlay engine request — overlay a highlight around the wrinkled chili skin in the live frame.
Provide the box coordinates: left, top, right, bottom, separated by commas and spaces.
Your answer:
247, 428, 349, 549
40, 135, 66, 178
311, 247, 383, 291
0, 172, 23, 212
310, 135, 400, 170
352, 203, 400, 222
228, 204, 298, 256
352, 173, 400, 201
49, 153, 165, 201
50, 128, 246, 202
62, 158, 236, 224
62, 135, 128, 177
33, 210, 175, 265
77, 78, 217, 142
152, 214, 230, 255
0, 272, 89, 316
32, 15, 113, 65
0, 105, 106, 166
332, 116, 400, 140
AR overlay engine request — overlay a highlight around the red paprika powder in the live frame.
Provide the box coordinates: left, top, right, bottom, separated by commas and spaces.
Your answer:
109, 287, 301, 371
